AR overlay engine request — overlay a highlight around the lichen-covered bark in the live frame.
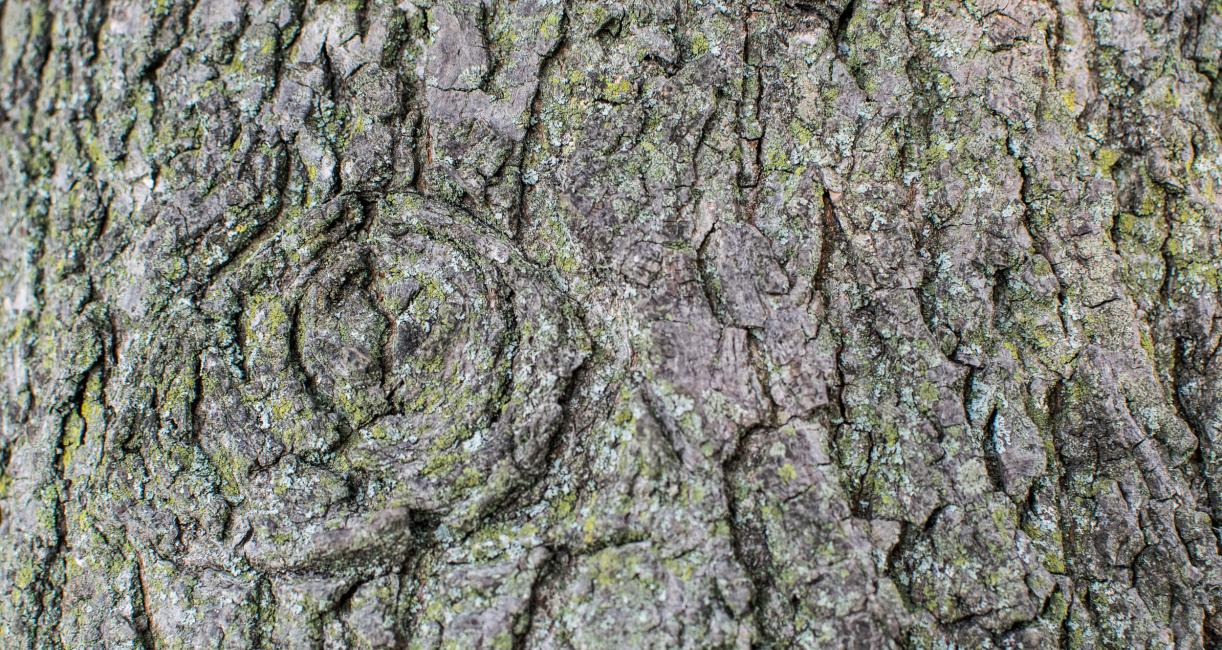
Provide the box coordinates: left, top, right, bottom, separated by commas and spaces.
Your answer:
1, 0, 1220, 647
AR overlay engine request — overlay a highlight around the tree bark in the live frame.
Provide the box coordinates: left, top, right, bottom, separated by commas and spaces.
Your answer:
1, 0, 1221, 647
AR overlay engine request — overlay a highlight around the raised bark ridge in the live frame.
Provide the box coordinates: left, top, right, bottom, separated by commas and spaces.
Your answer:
1, 0, 1220, 647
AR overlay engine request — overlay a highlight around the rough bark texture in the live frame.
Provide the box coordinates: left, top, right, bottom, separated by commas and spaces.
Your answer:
1, 0, 1221, 647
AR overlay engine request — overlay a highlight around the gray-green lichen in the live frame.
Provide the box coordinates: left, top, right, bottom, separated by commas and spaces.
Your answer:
0, 0, 1221, 648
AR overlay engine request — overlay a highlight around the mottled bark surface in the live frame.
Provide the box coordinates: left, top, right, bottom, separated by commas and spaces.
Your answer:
1, 0, 1221, 647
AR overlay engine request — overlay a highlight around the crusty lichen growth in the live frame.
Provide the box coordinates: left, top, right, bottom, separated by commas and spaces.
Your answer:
0, 0, 1220, 647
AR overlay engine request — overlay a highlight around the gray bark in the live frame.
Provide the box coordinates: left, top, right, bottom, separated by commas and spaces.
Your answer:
1, 0, 1221, 647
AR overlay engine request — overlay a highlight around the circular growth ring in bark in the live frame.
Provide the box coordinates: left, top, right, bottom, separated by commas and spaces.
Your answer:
204, 195, 586, 571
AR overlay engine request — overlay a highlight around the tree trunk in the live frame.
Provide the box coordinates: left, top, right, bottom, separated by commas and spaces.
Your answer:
1, 0, 1220, 647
